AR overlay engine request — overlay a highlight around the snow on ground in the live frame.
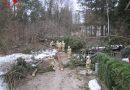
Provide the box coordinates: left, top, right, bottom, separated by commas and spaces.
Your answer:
88, 79, 101, 90
122, 58, 129, 62
0, 77, 7, 90
0, 53, 32, 63
34, 49, 57, 60
0, 72, 5, 76
0, 49, 57, 90
0, 49, 57, 63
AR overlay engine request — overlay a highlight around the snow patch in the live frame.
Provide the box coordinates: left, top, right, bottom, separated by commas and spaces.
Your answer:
0, 77, 7, 90
122, 58, 129, 62
79, 70, 86, 75
34, 49, 57, 60
0, 53, 32, 63
0, 72, 5, 76
88, 79, 101, 90
0, 49, 57, 64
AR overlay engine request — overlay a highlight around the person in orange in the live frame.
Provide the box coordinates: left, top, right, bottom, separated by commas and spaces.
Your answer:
48, 44, 57, 70
54, 45, 64, 71
67, 46, 72, 59
50, 44, 64, 71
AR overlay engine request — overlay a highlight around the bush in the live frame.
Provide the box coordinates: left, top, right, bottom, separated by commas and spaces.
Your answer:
109, 36, 130, 45
53, 37, 85, 52
5, 58, 34, 90
94, 53, 130, 90
99, 36, 130, 46
66, 54, 86, 69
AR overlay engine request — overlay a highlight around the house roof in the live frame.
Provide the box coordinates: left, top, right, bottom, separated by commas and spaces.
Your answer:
125, 1, 130, 10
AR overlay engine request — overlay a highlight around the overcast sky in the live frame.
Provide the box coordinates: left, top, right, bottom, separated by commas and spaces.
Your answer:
72, 0, 79, 11
39, 0, 79, 12
10, 0, 79, 12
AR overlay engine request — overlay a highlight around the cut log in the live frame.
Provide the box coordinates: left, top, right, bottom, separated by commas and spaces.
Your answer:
32, 69, 38, 77
36, 60, 43, 66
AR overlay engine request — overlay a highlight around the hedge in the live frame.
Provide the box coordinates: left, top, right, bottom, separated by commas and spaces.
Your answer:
94, 53, 130, 90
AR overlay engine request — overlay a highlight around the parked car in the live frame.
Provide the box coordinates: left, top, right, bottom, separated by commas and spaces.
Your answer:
111, 45, 124, 51
121, 45, 130, 62
86, 46, 105, 55
121, 45, 130, 58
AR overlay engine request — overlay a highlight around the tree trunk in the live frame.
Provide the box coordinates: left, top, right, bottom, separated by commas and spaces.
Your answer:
94, 26, 97, 36
101, 25, 104, 36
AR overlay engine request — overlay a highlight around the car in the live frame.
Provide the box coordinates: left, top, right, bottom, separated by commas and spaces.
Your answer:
121, 45, 130, 58
85, 46, 105, 55
121, 45, 130, 62
111, 45, 124, 51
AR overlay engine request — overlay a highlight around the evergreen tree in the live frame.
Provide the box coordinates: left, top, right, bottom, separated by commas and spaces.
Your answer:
15, 0, 44, 23
79, 0, 130, 37
114, 0, 130, 37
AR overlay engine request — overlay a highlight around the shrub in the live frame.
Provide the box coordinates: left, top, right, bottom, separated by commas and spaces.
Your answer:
108, 36, 130, 46
5, 58, 34, 90
53, 37, 85, 52
94, 53, 130, 90
99, 36, 130, 46
66, 54, 86, 69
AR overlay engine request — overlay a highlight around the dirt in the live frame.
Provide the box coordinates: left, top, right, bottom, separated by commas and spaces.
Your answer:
15, 68, 109, 90
15, 68, 84, 90
15, 53, 84, 90
15, 52, 108, 90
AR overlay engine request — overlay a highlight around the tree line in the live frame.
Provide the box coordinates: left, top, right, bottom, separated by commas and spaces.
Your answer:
0, 0, 80, 53
79, 0, 130, 37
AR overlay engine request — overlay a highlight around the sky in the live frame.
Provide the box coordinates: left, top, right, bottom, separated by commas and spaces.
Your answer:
72, 0, 79, 11
9, 0, 80, 12
39, 0, 79, 12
